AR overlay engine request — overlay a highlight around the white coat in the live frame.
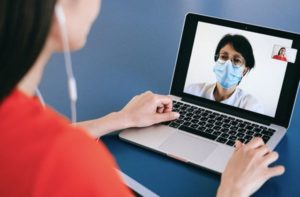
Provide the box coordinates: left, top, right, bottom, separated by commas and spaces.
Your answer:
184, 83, 264, 114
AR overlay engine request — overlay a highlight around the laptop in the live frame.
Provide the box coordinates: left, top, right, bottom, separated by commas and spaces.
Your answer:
119, 13, 300, 173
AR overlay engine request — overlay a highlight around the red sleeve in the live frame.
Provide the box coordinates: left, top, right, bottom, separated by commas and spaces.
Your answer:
32, 129, 133, 197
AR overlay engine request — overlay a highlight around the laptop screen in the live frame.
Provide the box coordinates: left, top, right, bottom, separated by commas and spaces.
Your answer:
171, 14, 300, 127
183, 21, 298, 117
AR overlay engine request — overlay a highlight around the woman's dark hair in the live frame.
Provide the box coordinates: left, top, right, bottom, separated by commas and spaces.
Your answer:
0, 0, 56, 102
214, 34, 255, 70
278, 47, 286, 55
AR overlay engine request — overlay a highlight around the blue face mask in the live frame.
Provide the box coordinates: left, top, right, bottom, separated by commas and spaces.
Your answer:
213, 60, 244, 89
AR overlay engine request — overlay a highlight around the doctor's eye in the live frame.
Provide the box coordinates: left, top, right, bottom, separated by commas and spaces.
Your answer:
216, 54, 229, 62
232, 56, 245, 67
219, 54, 229, 61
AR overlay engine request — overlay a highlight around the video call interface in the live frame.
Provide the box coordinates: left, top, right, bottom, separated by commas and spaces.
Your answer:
184, 22, 298, 117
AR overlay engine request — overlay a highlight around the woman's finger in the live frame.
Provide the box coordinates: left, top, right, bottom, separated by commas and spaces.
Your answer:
246, 137, 265, 149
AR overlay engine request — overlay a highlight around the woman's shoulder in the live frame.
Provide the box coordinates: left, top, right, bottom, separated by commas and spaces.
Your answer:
33, 126, 131, 196
31, 112, 130, 195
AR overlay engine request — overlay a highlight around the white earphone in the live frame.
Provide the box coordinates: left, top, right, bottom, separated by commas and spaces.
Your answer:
54, 4, 78, 123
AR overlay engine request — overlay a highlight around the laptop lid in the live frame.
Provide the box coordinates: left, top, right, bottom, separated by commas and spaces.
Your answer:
171, 13, 300, 128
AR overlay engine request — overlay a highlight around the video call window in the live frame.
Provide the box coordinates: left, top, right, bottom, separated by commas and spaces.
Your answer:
271, 45, 297, 63
184, 22, 298, 117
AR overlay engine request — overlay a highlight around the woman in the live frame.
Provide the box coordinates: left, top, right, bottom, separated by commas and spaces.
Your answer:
0, 0, 284, 196
185, 34, 264, 114
273, 47, 288, 62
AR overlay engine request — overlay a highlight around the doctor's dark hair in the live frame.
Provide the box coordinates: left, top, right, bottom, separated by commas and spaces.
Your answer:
0, 0, 57, 102
214, 34, 255, 69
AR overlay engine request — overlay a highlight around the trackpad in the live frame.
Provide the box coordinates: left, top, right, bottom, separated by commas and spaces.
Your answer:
159, 132, 217, 163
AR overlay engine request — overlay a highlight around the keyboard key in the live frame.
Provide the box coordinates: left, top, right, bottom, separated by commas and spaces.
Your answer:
185, 113, 193, 117
169, 122, 180, 128
206, 110, 212, 114
207, 119, 215, 124
254, 133, 262, 137
179, 110, 187, 116
178, 114, 185, 119
261, 130, 273, 137
191, 119, 199, 124
213, 126, 221, 130
182, 122, 191, 127
198, 121, 206, 126
190, 124, 198, 129
244, 121, 252, 126
175, 119, 184, 124
223, 119, 231, 123
206, 123, 214, 128
197, 126, 206, 132
238, 128, 246, 132
187, 108, 194, 112
221, 133, 229, 138
173, 104, 181, 109
254, 128, 263, 133
226, 140, 235, 146
220, 128, 229, 133
267, 128, 276, 133
208, 114, 216, 119
212, 131, 221, 137
216, 137, 227, 144
244, 135, 253, 140
193, 115, 201, 119
229, 135, 237, 141
262, 135, 271, 143
200, 117, 208, 121
179, 125, 217, 141
180, 106, 187, 110
223, 124, 231, 128
231, 121, 238, 126
246, 125, 254, 130
184, 117, 192, 121
236, 132, 245, 138
205, 128, 214, 134
202, 112, 209, 117
228, 131, 237, 136
173, 108, 180, 112
216, 117, 223, 121
214, 121, 222, 126
230, 126, 238, 131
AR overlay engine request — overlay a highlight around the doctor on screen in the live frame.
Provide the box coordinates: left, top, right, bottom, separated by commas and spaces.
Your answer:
185, 34, 264, 114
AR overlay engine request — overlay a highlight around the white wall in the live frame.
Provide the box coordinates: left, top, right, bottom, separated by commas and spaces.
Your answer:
184, 22, 293, 117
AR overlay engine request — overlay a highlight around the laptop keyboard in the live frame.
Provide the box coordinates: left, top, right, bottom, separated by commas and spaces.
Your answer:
162, 100, 276, 147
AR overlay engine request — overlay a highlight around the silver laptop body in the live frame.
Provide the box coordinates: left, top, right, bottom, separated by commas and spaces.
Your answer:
119, 13, 300, 173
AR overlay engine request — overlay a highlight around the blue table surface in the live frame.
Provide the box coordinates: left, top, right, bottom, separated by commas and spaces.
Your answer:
40, 0, 300, 196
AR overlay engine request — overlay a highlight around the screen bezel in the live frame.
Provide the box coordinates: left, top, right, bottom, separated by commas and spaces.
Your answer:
171, 13, 300, 128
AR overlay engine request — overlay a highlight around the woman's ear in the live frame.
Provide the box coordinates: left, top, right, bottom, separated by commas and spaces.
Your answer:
243, 67, 249, 76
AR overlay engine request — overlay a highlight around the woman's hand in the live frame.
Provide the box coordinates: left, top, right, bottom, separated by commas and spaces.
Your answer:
217, 138, 285, 197
120, 91, 180, 128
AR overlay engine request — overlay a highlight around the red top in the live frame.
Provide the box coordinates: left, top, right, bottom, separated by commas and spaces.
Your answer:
272, 55, 287, 62
0, 90, 132, 197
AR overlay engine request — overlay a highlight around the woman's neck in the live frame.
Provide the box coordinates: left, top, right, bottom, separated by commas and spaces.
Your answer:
213, 83, 236, 102
17, 48, 51, 97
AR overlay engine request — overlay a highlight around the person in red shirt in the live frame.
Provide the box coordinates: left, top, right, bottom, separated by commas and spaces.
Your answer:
0, 0, 285, 196
273, 47, 288, 62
